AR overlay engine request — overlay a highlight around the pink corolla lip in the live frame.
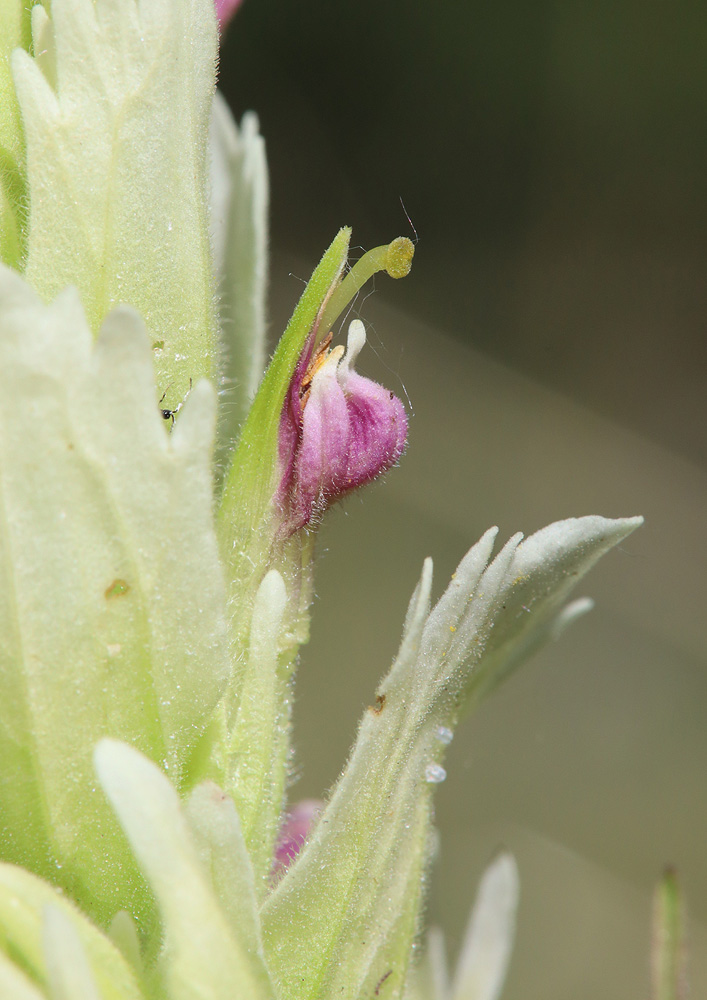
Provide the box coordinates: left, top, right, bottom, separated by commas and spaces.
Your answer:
276, 319, 408, 535
214, 0, 242, 30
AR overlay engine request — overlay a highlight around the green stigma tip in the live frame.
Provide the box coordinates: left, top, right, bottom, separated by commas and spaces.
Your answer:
384, 237, 415, 279
316, 234, 416, 339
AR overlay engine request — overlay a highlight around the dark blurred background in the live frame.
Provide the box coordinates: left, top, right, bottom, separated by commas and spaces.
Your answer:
221, 0, 707, 465
219, 4, 707, 998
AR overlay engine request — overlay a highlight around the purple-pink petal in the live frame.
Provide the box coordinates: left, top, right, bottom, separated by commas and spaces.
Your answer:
214, 0, 242, 31
273, 799, 324, 875
341, 368, 407, 488
275, 321, 407, 534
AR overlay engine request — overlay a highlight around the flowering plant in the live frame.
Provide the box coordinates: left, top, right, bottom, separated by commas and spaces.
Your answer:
0, 0, 648, 997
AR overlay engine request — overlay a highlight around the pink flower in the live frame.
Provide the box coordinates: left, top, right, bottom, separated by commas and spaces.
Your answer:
273, 800, 324, 875
276, 320, 407, 535
214, 0, 242, 31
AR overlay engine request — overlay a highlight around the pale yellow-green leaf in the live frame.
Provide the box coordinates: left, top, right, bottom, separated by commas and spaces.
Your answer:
95, 740, 276, 1000
0, 952, 46, 1000
0, 0, 31, 268
43, 906, 101, 1000
261, 517, 642, 1000
0, 265, 230, 927
185, 782, 265, 959
208, 569, 292, 891
0, 0, 28, 161
0, 863, 142, 1000
451, 854, 519, 1000
0, 166, 24, 266
12, 0, 219, 404
209, 93, 269, 442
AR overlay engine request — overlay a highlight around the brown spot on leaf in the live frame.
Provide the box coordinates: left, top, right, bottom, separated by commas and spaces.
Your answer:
369, 692, 386, 715
374, 970, 393, 995
105, 578, 130, 599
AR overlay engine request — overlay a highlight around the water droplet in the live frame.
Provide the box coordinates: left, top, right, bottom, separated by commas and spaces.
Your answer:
424, 763, 446, 784
435, 726, 453, 745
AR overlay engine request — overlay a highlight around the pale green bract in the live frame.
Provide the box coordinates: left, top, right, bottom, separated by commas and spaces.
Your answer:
404, 853, 520, 1000
0, 0, 28, 269
0, 862, 142, 999
259, 516, 641, 1000
12, 0, 219, 404
0, 0, 644, 996
0, 264, 231, 928
209, 92, 269, 444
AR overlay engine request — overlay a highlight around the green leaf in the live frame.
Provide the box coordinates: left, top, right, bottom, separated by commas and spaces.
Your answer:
204, 569, 292, 890
95, 740, 276, 1000
0, 0, 32, 268
12, 0, 219, 403
185, 782, 266, 959
261, 516, 642, 1000
216, 227, 350, 659
0, 863, 142, 1000
0, 143, 26, 267
651, 868, 688, 1000
210, 93, 269, 442
201, 230, 349, 905
0, 266, 231, 927
0, 0, 29, 161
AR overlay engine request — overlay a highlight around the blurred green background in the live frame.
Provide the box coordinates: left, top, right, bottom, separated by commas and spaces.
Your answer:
219, 3, 707, 997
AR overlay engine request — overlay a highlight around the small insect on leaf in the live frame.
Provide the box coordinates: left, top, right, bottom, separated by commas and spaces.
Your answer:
159, 379, 193, 427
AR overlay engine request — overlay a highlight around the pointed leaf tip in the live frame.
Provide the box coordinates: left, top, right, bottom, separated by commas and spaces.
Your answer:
261, 515, 639, 999
451, 853, 519, 1000
95, 740, 276, 1000
42, 906, 101, 1000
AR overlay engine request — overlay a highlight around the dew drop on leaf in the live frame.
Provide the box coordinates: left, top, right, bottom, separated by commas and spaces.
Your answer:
424, 763, 447, 784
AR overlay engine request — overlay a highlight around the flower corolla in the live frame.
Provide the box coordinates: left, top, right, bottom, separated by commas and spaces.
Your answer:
276, 319, 407, 534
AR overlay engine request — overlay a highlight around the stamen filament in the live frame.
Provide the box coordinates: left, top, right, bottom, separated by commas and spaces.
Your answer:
317, 237, 414, 341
